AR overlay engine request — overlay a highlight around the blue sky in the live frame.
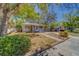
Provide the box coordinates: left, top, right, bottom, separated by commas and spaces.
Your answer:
48, 4, 79, 22
35, 3, 79, 22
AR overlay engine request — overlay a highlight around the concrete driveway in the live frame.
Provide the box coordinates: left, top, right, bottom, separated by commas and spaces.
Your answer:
36, 33, 79, 56
51, 36, 79, 56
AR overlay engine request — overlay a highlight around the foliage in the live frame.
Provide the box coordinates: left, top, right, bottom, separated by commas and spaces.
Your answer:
0, 4, 21, 36
12, 18, 24, 32
37, 4, 48, 22
38, 3, 48, 11
50, 22, 58, 29
8, 4, 41, 29
15, 25, 22, 32
63, 10, 79, 32
73, 16, 79, 28
47, 13, 56, 21
15, 4, 40, 20
0, 34, 31, 56
0, 4, 41, 36
49, 22, 59, 31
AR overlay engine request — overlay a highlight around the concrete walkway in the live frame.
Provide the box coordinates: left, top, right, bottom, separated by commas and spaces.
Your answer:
40, 33, 62, 42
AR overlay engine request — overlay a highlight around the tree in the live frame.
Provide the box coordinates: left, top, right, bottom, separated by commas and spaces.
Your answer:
37, 3, 48, 24
63, 10, 79, 32
46, 13, 56, 23
49, 22, 59, 31
15, 4, 40, 20
0, 4, 40, 36
0, 4, 20, 36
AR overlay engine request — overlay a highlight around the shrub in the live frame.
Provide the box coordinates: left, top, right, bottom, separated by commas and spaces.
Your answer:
59, 31, 68, 37
0, 34, 31, 56
15, 24, 22, 32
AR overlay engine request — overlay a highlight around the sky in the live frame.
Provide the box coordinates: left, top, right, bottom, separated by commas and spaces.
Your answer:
35, 3, 79, 22
48, 3, 79, 22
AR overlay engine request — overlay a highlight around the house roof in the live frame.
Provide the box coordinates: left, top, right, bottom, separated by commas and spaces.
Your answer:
24, 22, 44, 26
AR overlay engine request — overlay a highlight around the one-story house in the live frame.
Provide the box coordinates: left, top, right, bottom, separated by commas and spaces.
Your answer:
22, 22, 48, 32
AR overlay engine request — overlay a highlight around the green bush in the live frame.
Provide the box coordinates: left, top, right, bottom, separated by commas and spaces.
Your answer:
15, 24, 22, 32
0, 34, 31, 56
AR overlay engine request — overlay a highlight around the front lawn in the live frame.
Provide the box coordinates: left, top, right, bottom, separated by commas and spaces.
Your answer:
10, 32, 57, 55
26, 33, 57, 55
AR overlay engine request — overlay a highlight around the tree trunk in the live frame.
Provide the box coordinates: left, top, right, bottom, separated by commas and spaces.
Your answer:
0, 8, 8, 36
